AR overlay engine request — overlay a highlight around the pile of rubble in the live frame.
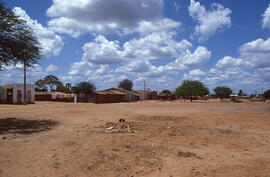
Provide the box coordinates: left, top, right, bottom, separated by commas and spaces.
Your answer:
97, 119, 137, 133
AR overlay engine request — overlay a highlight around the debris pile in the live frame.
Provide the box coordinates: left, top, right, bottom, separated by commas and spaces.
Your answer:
177, 151, 197, 158
97, 119, 137, 133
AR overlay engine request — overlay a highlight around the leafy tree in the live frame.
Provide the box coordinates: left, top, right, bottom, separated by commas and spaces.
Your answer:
213, 87, 232, 99
35, 79, 47, 91
72, 82, 96, 94
118, 79, 133, 91
161, 89, 171, 94
0, 2, 24, 69
65, 83, 72, 94
1, 3, 41, 104
264, 90, 270, 99
175, 80, 209, 102
55, 82, 73, 93
43, 75, 61, 91
55, 84, 66, 92
71, 86, 79, 94
238, 89, 243, 96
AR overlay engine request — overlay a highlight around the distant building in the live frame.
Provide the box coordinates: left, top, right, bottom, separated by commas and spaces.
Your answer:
1, 84, 35, 104
158, 92, 176, 101
134, 90, 158, 100
230, 94, 238, 101
105, 88, 140, 102
93, 90, 126, 103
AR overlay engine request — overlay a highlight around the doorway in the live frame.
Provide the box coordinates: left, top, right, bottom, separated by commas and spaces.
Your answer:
17, 90, 22, 104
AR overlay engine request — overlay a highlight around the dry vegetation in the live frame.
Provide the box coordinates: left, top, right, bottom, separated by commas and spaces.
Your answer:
0, 100, 270, 177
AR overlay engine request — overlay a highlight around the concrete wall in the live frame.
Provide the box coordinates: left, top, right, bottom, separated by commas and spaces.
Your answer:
12, 84, 35, 103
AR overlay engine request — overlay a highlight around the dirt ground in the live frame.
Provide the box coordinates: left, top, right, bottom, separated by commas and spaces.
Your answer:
0, 100, 270, 177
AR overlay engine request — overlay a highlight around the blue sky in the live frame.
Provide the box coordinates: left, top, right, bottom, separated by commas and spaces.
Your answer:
1, 0, 270, 94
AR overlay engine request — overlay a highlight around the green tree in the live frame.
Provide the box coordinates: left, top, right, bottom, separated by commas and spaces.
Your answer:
72, 82, 96, 94
118, 79, 133, 91
264, 90, 270, 99
161, 89, 171, 94
71, 86, 79, 94
238, 89, 243, 96
1, 3, 41, 104
65, 83, 72, 94
43, 75, 61, 91
213, 87, 232, 99
175, 80, 209, 102
55, 84, 65, 92
35, 79, 47, 91
0, 2, 24, 69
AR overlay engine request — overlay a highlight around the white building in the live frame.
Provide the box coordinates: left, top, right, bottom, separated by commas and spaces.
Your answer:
2, 84, 35, 104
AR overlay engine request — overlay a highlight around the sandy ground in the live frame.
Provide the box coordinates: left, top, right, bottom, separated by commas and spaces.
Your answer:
0, 100, 270, 177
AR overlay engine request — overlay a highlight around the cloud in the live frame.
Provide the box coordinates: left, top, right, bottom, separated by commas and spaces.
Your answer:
175, 46, 211, 67
122, 32, 192, 60
0, 64, 46, 85
134, 18, 180, 35
82, 36, 125, 64
46, 64, 58, 73
215, 56, 252, 69
188, 0, 231, 42
47, 0, 164, 37
262, 4, 270, 29
13, 7, 64, 57
81, 33, 192, 65
189, 69, 206, 76
174, 3, 180, 12
239, 37, 270, 68
115, 60, 151, 73
202, 66, 270, 93
198, 36, 270, 92
68, 61, 95, 76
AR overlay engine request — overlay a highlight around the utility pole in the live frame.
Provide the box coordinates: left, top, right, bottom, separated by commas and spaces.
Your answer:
23, 59, 27, 105
144, 80, 146, 100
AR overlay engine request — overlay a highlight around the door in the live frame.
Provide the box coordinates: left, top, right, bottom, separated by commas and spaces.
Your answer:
17, 90, 22, 104
7, 89, 13, 104
27, 90, 31, 103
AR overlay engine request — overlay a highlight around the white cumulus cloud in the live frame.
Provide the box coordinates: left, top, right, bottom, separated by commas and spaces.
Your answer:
215, 56, 252, 69
82, 36, 125, 65
175, 46, 211, 67
188, 0, 231, 42
189, 69, 206, 76
262, 4, 270, 29
239, 37, 270, 68
13, 7, 64, 57
81, 33, 192, 65
47, 0, 164, 37
46, 64, 58, 73
0, 64, 47, 86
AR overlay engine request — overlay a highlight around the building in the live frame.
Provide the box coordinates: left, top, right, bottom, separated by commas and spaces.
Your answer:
93, 90, 126, 104
230, 94, 238, 101
1, 84, 35, 104
35, 92, 52, 101
0, 87, 7, 103
134, 90, 158, 100
158, 92, 176, 101
105, 88, 140, 102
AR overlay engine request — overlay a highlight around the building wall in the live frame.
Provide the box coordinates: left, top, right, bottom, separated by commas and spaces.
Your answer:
12, 84, 35, 103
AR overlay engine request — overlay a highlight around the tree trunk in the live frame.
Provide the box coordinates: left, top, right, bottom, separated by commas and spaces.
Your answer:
190, 96, 193, 102
23, 59, 27, 105
50, 84, 53, 92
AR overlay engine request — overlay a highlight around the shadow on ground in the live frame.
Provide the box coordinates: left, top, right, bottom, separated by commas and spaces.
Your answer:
0, 118, 59, 134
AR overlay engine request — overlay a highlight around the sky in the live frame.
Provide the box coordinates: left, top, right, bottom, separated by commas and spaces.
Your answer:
1, 0, 270, 94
